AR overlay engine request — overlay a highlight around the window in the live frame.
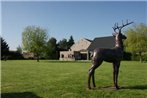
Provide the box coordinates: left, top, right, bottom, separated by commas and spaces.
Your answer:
61, 54, 64, 58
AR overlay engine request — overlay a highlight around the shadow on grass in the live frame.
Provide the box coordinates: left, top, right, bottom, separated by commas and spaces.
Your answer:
87, 86, 118, 91
121, 85, 147, 90
1, 92, 41, 98
89, 85, 147, 90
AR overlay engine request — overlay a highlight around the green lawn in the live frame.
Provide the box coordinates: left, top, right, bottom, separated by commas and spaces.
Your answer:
1, 60, 147, 98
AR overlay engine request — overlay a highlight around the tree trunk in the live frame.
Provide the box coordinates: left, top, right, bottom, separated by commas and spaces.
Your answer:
132, 52, 135, 61
4, 56, 7, 61
139, 52, 142, 63
36, 53, 40, 62
37, 57, 39, 62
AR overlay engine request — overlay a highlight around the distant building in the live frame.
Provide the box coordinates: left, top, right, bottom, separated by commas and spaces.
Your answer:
23, 52, 34, 59
60, 51, 81, 61
59, 36, 115, 61
60, 38, 92, 60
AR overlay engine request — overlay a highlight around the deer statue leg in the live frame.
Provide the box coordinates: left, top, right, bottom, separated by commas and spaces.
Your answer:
92, 70, 96, 87
88, 65, 95, 89
88, 63, 97, 89
113, 63, 116, 88
88, 59, 102, 89
115, 62, 120, 89
113, 62, 120, 89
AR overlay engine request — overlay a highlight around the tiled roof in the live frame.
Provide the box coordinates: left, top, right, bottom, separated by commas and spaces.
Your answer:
88, 36, 115, 51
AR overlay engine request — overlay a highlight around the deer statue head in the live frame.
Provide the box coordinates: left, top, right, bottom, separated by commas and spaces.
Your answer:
112, 20, 133, 40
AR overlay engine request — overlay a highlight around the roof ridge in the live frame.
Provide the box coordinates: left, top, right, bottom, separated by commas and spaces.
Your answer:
94, 36, 113, 39
83, 38, 93, 42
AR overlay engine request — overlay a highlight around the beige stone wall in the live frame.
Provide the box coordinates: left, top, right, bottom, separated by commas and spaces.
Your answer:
70, 38, 91, 51
23, 52, 34, 59
60, 51, 75, 61
59, 51, 81, 61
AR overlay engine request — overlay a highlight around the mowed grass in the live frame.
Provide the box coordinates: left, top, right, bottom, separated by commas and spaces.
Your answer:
1, 60, 147, 98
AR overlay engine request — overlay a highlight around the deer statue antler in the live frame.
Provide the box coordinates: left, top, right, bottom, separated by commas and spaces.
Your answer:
113, 20, 133, 33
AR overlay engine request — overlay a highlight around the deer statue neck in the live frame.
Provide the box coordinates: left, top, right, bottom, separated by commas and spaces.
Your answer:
115, 34, 124, 50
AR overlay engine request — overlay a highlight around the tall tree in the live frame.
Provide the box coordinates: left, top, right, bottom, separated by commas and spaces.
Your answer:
58, 36, 75, 51
58, 38, 68, 51
22, 26, 48, 62
46, 37, 58, 59
16, 45, 22, 54
124, 23, 147, 62
67, 36, 75, 49
1, 37, 9, 60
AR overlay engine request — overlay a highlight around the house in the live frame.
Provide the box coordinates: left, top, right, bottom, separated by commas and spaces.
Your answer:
59, 38, 92, 60
59, 36, 115, 61
23, 52, 34, 59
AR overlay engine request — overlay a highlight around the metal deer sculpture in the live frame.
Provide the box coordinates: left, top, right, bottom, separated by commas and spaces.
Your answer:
88, 20, 133, 90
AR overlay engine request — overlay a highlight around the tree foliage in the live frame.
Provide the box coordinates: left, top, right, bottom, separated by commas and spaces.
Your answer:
16, 45, 22, 54
58, 38, 68, 50
58, 36, 75, 51
68, 36, 75, 49
46, 37, 58, 59
1, 37, 9, 60
124, 23, 147, 62
22, 26, 48, 62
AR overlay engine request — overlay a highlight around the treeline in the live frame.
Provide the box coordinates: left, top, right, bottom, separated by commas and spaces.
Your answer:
1, 23, 147, 62
1, 35, 75, 61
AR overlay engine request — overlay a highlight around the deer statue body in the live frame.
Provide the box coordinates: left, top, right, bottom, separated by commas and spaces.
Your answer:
88, 21, 133, 89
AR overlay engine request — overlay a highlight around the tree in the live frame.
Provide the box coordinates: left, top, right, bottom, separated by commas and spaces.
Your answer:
16, 45, 22, 54
22, 26, 48, 62
1, 37, 9, 60
46, 37, 58, 59
67, 36, 75, 49
58, 38, 68, 51
124, 23, 147, 62
58, 36, 75, 51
